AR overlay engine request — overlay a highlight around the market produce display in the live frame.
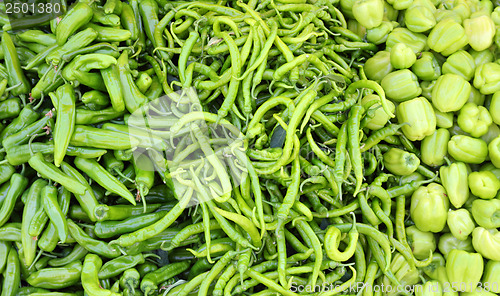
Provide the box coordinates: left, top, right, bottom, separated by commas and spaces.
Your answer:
1, 0, 500, 295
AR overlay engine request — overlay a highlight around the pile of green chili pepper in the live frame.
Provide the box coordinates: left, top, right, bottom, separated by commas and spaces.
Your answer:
1, 0, 500, 295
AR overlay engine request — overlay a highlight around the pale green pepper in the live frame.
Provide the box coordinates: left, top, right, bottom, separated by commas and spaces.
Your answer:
473, 62, 500, 95
487, 135, 500, 168
382, 253, 420, 296
347, 19, 366, 38
381, 69, 421, 102
386, 27, 428, 53
446, 209, 475, 241
411, 0, 437, 11
457, 103, 492, 138
481, 123, 500, 144
440, 162, 469, 208
470, 199, 500, 228
422, 253, 446, 280
492, 6, 500, 25
390, 43, 416, 69
447, 135, 488, 164
488, 92, 500, 125
364, 51, 393, 81
467, 87, 485, 106
441, 50, 476, 81
447, 0, 472, 20
427, 18, 468, 56
421, 129, 450, 167
434, 108, 453, 129
464, 13, 495, 51
434, 9, 463, 23
397, 96, 436, 141
404, 5, 436, 32
366, 21, 394, 44
415, 281, 443, 296
410, 183, 449, 233
406, 225, 436, 260
446, 250, 484, 292
438, 233, 474, 259
411, 52, 441, 81
383, 1, 399, 21
472, 227, 500, 261
383, 148, 420, 176
352, 0, 384, 29
392, 0, 413, 10
340, 0, 356, 19
361, 94, 396, 130
431, 73, 471, 113
421, 80, 436, 100
469, 49, 494, 68
482, 260, 500, 293
468, 171, 500, 199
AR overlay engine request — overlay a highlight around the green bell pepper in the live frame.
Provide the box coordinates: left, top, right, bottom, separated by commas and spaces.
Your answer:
366, 21, 395, 44
457, 103, 492, 138
422, 253, 446, 280
473, 62, 500, 95
352, 0, 384, 29
410, 182, 449, 233
406, 225, 437, 260
446, 250, 484, 292
441, 50, 476, 81
415, 281, 443, 296
434, 108, 453, 129
421, 80, 436, 100
488, 135, 500, 168
361, 94, 396, 130
472, 227, 500, 261
438, 233, 474, 259
431, 73, 471, 113
482, 260, 500, 293
435, 9, 462, 23
397, 96, 436, 141
386, 27, 428, 53
470, 199, 500, 228
468, 171, 500, 199
392, 0, 413, 10
448, 135, 488, 164
381, 69, 422, 102
382, 253, 420, 295
364, 51, 393, 82
427, 18, 468, 56
446, 209, 475, 241
421, 129, 450, 167
440, 162, 469, 208
411, 52, 441, 81
488, 92, 500, 126
390, 43, 416, 69
470, 49, 494, 68
383, 148, 420, 176
383, 1, 399, 21
463, 13, 495, 51
404, 4, 436, 33
468, 87, 485, 106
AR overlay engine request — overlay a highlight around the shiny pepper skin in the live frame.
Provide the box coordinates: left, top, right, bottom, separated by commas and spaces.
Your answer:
410, 182, 449, 233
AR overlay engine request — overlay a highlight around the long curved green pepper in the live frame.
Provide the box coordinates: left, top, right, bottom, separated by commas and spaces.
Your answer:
0, 174, 28, 228
347, 104, 364, 196
53, 84, 76, 167
42, 185, 68, 243
2, 248, 21, 296
21, 179, 47, 266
